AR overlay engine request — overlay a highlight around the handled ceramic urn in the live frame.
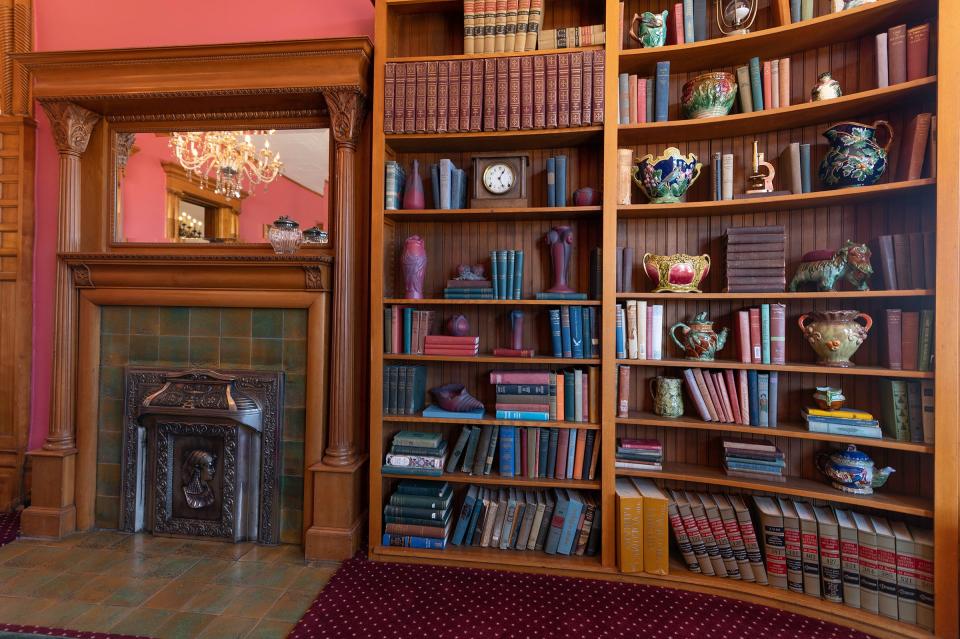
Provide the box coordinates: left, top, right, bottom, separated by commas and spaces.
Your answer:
798, 310, 872, 367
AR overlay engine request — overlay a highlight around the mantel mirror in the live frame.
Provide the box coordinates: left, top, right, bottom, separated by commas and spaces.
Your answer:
113, 127, 331, 245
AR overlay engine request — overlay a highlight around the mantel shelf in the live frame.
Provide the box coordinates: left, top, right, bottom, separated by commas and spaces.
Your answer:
618, 0, 931, 75
616, 289, 934, 300
617, 358, 934, 379
618, 77, 937, 145
386, 126, 603, 152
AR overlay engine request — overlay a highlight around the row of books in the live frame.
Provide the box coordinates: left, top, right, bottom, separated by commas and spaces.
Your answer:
382, 480, 455, 549
735, 304, 787, 365
895, 112, 935, 182
452, 486, 601, 557
383, 307, 436, 355
875, 232, 935, 291
446, 423, 599, 480
617, 62, 668, 123
726, 226, 786, 293
383, 430, 449, 477
879, 379, 934, 444
614, 246, 634, 292
885, 309, 934, 371
753, 496, 933, 629
383, 51, 604, 135
382, 365, 427, 416
547, 306, 600, 359
662, 0, 712, 45
722, 438, 785, 482
383, 161, 406, 211
736, 57, 792, 114
684, 368, 780, 427
615, 477, 672, 575
484, 249, 525, 300
539, 25, 605, 50
463, 0, 543, 54
490, 368, 598, 423
545, 155, 568, 207
875, 23, 930, 88
615, 302, 664, 360
383, 160, 468, 211
615, 438, 662, 471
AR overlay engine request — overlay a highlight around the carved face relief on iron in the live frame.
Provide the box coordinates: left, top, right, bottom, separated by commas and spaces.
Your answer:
182, 449, 217, 509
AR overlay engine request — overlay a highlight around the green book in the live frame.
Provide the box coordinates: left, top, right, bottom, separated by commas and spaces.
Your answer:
393, 429, 442, 448
497, 250, 509, 300
917, 310, 934, 371
749, 57, 764, 111
879, 379, 911, 441
800, 0, 813, 20
461, 426, 483, 473
761, 304, 771, 365
563, 371, 575, 421
472, 426, 493, 475
445, 426, 473, 473
402, 307, 413, 353
490, 250, 499, 298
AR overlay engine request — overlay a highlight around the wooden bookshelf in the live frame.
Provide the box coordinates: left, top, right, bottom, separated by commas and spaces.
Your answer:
383, 470, 602, 490
369, 0, 957, 635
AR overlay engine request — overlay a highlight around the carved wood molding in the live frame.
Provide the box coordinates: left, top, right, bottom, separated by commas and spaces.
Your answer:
321, 87, 366, 149
71, 264, 93, 288
113, 131, 136, 171
41, 101, 99, 156
107, 108, 325, 123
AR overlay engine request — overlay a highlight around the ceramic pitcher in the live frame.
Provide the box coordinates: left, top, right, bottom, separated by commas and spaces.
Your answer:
819, 120, 893, 189
649, 377, 684, 418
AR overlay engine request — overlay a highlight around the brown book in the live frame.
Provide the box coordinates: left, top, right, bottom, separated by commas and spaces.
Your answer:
749, 307, 762, 364
384, 63, 396, 134
727, 243, 785, 254
404, 62, 416, 133
545, 53, 559, 128
569, 51, 583, 127
593, 49, 604, 124
928, 115, 937, 178
909, 233, 926, 289
875, 235, 899, 289
424, 61, 438, 133
907, 23, 930, 81
520, 55, 534, 129
897, 113, 932, 181
902, 311, 920, 370
448, 60, 460, 133
726, 225, 785, 234
725, 259, 785, 268
726, 283, 787, 292
508, 56, 521, 130
887, 24, 907, 85
886, 309, 903, 370
436, 61, 449, 133
726, 251, 786, 262
483, 58, 497, 131
557, 53, 570, 128
922, 232, 936, 289
496, 57, 509, 131
414, 61, 428, 132
533, 55, 547, 128
727, 267, 786, 277
617, 364, 630, 418
582, 50, 593, 125
461, 60, 473, 132
893, 234, 911, 293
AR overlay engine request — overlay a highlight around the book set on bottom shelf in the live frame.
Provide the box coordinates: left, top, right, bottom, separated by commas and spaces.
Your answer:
370, 0, 952, 636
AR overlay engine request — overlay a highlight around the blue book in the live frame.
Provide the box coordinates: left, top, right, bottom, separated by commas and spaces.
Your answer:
799, 144, 812, 193
439, 158, 453, 209
382, 465, 443, 477
382, 533, 447, 549
790, 0, 801, 23
615, 304, 626, 358
402, 307, 413, 353
563, 372, 575, 420
557, 490, 584, 555
538, 428, 550, 478
544, 489, 570, 554
549, 309, 563, 357
506, 250, 515, 301
513, 250, 524, 300
534, 292, 588, 300
499, 426, 516, 477
566, 429, 577, 479
449, 167, 462, 209
556, 155, 567, 207
748, 369, 759, 426
693, 0, 708, 41
546, 429, 559, 477
769, 371, 779, 427
430, 163, 441, 209
582, 307, 592, 358
655, 61, 671, 122
423, 405, 485, 419
490, 250, 498, 299
725, 460, 784, 473
683, 0, 694, 43
758, 373, 769, 427
452, 485, 479, 544
495, 410, 550, 421
570, 306, 584, 359
546, 156, 557, 206
497, 250, 508, 300
618, 73, 630, 124
749, 57, 764, 111
761, 304, 771, 364
560, 306, 573, 358
645, 78, 654, 124
465, 490, 485, 541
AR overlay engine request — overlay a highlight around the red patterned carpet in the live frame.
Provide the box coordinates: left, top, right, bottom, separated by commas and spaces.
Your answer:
0, 511, 18, 548
289, 553, 876, 639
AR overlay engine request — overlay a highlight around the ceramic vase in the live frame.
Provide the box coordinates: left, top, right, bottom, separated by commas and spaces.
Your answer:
545, 226, 575, 293
819, 120, 893, 189
447, 314, 470, 337
402, 159, 426, 209
798, 310, 872, 367
401, 235, 427, 299
810, 71, 843, 101
510, 310, 524, 350
681, 72, 738, 119
573, 187, 600, 206
649, 377, 684, 417
632, 147, 702, 204
670, 312, 728, 361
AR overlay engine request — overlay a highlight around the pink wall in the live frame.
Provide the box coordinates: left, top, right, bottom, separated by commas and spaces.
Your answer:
240, 177, 329, 242
29, 0, 373, 449
120, 134, 168, 243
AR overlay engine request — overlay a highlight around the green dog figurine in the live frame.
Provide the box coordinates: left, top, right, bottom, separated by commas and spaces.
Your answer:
789, 240, 873, 292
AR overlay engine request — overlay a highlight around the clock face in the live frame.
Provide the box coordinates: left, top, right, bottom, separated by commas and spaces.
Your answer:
482, 162, 515, 195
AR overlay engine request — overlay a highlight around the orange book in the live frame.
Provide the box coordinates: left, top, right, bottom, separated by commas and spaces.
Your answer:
556, 378, 564, 421
573, 427, 587, 478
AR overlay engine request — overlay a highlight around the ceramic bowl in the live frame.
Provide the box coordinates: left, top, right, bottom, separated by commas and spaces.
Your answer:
631, 147, 702, 204
681, 72, 738, 120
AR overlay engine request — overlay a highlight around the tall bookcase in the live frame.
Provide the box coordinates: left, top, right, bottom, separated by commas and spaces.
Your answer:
368, 1, 958, 637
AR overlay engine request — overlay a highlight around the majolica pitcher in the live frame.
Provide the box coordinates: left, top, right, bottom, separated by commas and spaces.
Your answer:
670, 311, 728, 361
819, 120, 893, 189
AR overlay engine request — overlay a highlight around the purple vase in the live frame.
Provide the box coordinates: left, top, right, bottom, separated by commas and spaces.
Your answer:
545, 226, 575, 293
402, 160, 425, 210
447, 314, 470, 336
401, 235, 427, 299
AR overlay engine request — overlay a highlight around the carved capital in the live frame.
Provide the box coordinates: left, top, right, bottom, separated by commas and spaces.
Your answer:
72, 264, 93, 288
114, 131, 137, 173
320, 87, 366, 148
303, 265, 329, 290
41, 101, 100, 156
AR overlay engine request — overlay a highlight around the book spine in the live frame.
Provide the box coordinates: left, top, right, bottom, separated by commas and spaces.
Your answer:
504, 0, 517, 51
545, 54, 559, 128
749, 307, 762, 363
525, 0, 541, 50
762, 60, 772, 111
760, 304, 771, 365
748, 57, 763, 111
736, 65, 752, 113
876, 33, 889, 88
770, 59, 780, 109
569, 51, 582, 127
495, 57, 509, 130
888, 24, 907, 85
508, 56, 521, 130
618, 73, 629, 125
461, 60, 473, 132
482, 58, 497, 131
907, 23, 930, 81
520, 56, 534, 129
581, 50, 593, 124
721, 154, 733, 200
426, 61, 439, 132
655, 61, 670, 122
556, 155, 567, 206
779, 57, 791, 107
593, 51, 604, 124
515, 0, 530, 51
747, 370, 759, 426
769, 303, 786, 364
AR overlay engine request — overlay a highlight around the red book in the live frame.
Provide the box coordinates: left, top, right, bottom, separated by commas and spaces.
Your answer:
628, 74, 637, 124
555, 428, 570, 479
645, 305, 654, 359
887, 24, 907, 85
496, 402, 550, 412
492, 348, 535, 357
384, 63, 396, 134
460, 60, 473, 132
557, 52, 570, 128
447, 60, 460, 133
436, 61, 449, 133
507, 56, 521, 130
770, 303, 786, 365
581, 50, 593, 124
482, 58, 496, 131
545, 54, 559, 128
495, 57, 509, 131
423, 347, 480, 356
901, 311, 920, 370
693, 368, 719, 421
724, 370, 742, 424
906, 23, 930, 81
533, 55, 547, 128
569, 51, 583, 127
424, 335, 479, 344
617, 364, 630, 417
716, 372, 735, 424
404, 62, 416, 132
886, 309, 903, 370
490, 370, 551, 384
738, 310, 751, 363
671, 3, 684, 45
620, 438, 661, 450
702, 371, 725, 423
422, 61, 435, 132
893, 234, 911, 293
637, 77, 647, 123
520, 55, 534, 129
762, 60, 772, 111
592, 49, 604, 124
748, 308, 762, 364
897, 112, 932, 181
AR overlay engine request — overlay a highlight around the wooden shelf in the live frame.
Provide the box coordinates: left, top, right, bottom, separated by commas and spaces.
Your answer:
616, 289, 934, 301
385, 205, 602, 222
384, 353, 601, 364
617, 179, 936, 218
384, 0, 460, 14
617, 411, 934, 454
385, 298, 601, 306
384, 413, 601, 429
617, 358, 935, 379
618, 77, 937, 145
386, 125, 603, 152
616, 462, 933, 517
618, 0, 931, 75
382, 470, 602, 489
373, 543, 605, 572
387, 45, 604, 63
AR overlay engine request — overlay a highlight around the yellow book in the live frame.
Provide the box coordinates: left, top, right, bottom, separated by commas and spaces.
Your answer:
805, 407, 874, 420
616, 477, 644, 573
464, 0, 476, 55
631, 477, 670, 575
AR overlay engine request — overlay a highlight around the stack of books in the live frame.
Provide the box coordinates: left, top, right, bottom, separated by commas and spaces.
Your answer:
451, 486, 600, 557
445, 424, 599, 480
423, 335, 479, 357
430, 159, 468, 210
616, 478, 670, 575
463, 0, 543, 54
683, 368, 779, 427
443, 278, 494, 300
384, 307, 436, 354
382, 480, 454, 549
488, 249, 524, 300
382, 365, 427, 416
875, 233, 936, 291
383, 431, 448, 477
725, 226, 786, 293
616, 302, 664, 360
879, 378, 934, 444
615, 438, 662, 471
539, 24, 605, 49
875, 23, 930, 88
802, 406, 883, 439
735, 56, 791, 113
722, 439, 785, 482
548, 306, 599, 359
735, 304, 786, 365
618, 60, 669, 123
491, 369, 598, 422
383, 161, 406, 210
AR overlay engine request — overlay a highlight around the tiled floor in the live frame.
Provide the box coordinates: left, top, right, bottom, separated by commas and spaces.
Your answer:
0, 531, 338, 638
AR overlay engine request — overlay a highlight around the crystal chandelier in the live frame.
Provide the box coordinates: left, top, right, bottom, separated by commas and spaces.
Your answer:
169, 130, 283, 199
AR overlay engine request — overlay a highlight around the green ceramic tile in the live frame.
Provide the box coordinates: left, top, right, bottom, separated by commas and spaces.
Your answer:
97, 463, 122, 497
190, 308, 221, 337
103, 578, 166, 607
253, 309, 284, 338
102, 307, 130, 335
98, 398, 125, 434
221, 308, 252, 337
189, 337, 220, 366
282, 443, 304, 478
283, 310, 307, 339
283, 407, 305, 442
109, 607, 175, 635
31, 571, 96, 600
246, 619, 295, 639
289, 565, 336, 594
196, 614, 258, 639
220, 337, 252, 367
214, 562, 303, 589
284, 373, 305, 407
219, 586, 284, 619
99, 366, 124, 400
159, 307, 190, 336
155, 612, 218, 639
0, 568, 61, 594
159, 335, 189, 363
282, 339, 307, 373
130, 307, 160, 335
70, 604, 136, 631
129, 334, 160, 363
95, 496, 120, 529
281, 475, 303, 511
67, 548, 127, 575
101, 334, 130, 366
98, 430, 122, 463
27, 599, 95, 628
280, 509, 303, 545
184, 583, 243, 614
251, 338, 283, 368
264, 590, 315, 622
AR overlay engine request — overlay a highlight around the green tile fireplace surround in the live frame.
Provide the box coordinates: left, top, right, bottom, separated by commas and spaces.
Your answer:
95, 306, 307, 543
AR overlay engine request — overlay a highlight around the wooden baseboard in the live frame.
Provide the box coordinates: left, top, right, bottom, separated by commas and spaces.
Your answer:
20, 504, 76, 538
304, 513, 366, 561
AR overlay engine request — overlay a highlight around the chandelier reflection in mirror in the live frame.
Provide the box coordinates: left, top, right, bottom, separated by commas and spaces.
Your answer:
169, 130, 283, 199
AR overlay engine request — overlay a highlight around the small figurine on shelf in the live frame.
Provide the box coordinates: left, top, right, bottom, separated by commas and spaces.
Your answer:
670, 311, 728, 361
401, 235, 427, 299
817, 445, 894, 495
813, 386, 846, 411
788, 240, 874, 291
629, 10, 668, 48
429, 383, 484, 412
745, 140, 776, 194
446, 314, 470, 337
573, 187, 601, 206
454, 264, 486, 281
545, 226, 575, 293
810, 71, 843, 102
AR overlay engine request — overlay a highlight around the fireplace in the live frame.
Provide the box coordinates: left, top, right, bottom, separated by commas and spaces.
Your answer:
120, 367, 284, 544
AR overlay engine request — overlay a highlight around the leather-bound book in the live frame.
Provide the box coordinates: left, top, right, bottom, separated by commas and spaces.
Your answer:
495, 57, 509, 131
482, 58, 497, 131
887, 24, 907, 85
447, 60, 460, 133
592, 50, 604, 124
581, 50, 593, 124
436, 61, 449, 133
504, 0, 518, 51
392, 64, 406, 134
515, 0, 530, 52
749, 307, 762, 363
779, 56, 790, 106
569, 51, 583, 127
876, 32, 889, 88
770, 303, 786, 365
897, 112, 932, 181
907, 23, 930, 81
384, 63, 396, 134
508, 56, 521, 130
909, 233, 926, 289
902, 311, 920, 370
414, 61, 428, 132
557, 53, 571, 128
404, 62, 417, 133
892, 234, 911, 292
464, 0, 476, 54
520, 56, 533, 129
545, 53, 559, 128
886, 309, 903, 370
525, 0, 542, 51
460, 60, 473, 132
533, 55, 546, 128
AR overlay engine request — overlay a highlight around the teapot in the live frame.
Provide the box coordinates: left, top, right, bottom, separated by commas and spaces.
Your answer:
670, 311, 728, 361
817, 445, 894, 495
